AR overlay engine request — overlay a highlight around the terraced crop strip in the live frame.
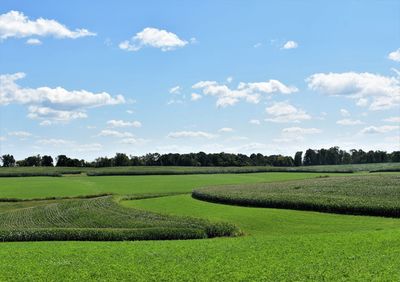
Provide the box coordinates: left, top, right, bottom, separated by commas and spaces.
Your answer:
0, 196, 239, 241
193, 174, 400, 217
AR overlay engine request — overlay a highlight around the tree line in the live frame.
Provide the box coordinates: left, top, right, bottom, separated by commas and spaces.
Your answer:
1, 147, 399, 167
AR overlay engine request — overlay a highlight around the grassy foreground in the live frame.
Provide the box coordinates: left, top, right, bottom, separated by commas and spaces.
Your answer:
0, 172, 399, 280
192, 174, 400, 217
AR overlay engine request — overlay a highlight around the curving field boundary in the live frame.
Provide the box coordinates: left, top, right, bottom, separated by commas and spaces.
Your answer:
0, 194, 240, 242
192, 174, 400, 218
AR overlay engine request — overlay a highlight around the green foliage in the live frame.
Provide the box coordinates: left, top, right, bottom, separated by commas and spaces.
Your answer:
192, 174, 400, 217
0, 195, 238, 241
0, 228, 207, 242
0, 172, 350, 199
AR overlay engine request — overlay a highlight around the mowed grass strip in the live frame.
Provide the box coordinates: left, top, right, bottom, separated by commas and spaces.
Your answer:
0, 196, 239, 241
192, 174, 400, 217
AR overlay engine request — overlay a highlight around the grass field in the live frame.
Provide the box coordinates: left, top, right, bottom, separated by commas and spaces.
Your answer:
0, 172, 348, 199
0, 171, 399, 280
192, 174, 400, 217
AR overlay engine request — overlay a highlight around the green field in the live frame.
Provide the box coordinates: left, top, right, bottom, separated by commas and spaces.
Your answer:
0, 172, 347, 199
0, 171, 400, 280
1, 162, 399, 177
192, 174, 400, 217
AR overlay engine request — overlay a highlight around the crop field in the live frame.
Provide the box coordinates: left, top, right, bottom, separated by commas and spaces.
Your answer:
192, 174, 400, 217
0, 171, 399, 280
1, 162, 399, 177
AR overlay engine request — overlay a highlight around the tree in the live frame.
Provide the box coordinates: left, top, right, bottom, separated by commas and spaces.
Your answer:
1, 154, 15, 167
41, 155, 54, 166
303, 149, 318, 166
113, 153, 130, 166
294, 151, 303, 166
56, 155, 69, 167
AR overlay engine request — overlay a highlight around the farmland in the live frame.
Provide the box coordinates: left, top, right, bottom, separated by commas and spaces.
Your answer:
0, 170, 399, 280
192, 174, 400, 217
1, 162, 400, 177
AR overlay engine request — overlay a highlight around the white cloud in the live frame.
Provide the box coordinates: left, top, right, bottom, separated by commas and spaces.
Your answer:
0, 72, 125, 123
336, 119, 363, 126
98, 130, 134, 138
119, 27, 188, 52
388, 48, 400, 62
219, 127, 234, 133
8, 131, 31, 137
360, 125, 399, 134
169, 86, 181, 95
107, 120, 142, 128
265, 101, 311, 123
191, 93, 202, 101
383, 116, 400, 123
26, 38, 42, 45
0, 10, 95, 40
254, 43, 262, 48
35, 138, 102, 152
0, 136, 6, 141
167, 131, 216, 139
192, 79, 297, 107
120, 138, 147, 145
282, 40, 298, 49
282, 127, 321, 135
226, 76, 233, 83
306, 71, 400, 111
249, 119, 261, 125
340, 109, 350, 117
126, 110, 134, 114
27, 106, 87, 122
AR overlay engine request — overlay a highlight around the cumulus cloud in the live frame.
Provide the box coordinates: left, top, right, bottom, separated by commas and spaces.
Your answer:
282, 127, 321, 134
306, 71, 400, 111
336, 119, 363, 126
36, 138, 102, 152
107, 120, 142, 128
360, 125, 399, 134
192, 79, 298, 107
219, 127, 234, 133
119, 27, 188, 52
167, 131, 216, 139
0, 72, 125, 123
26, 38, 42, 45
340, 109, 350, 117
169, 86, 181, 95
265, 101, 311, 123
282, 40, 298, 49
388, 48, 400, 62
249, 119, 261, 125
98, 130, 134, 138
8, 131, 31, 137
189, 93, 201, 101
0, 10, 95, 41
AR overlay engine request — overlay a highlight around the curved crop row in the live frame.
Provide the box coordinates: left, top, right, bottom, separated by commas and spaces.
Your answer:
192, 174, 400, 218
0, 195, 240, 242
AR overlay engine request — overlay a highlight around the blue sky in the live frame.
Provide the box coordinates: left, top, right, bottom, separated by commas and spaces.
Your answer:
0, 0, 399, 160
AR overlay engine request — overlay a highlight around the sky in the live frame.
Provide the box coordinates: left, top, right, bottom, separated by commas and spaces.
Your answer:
0, 0, 399, 161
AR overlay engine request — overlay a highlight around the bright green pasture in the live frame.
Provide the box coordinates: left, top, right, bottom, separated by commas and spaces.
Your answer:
0, 195, 399, 280
1, 172, 400, 280
0, 172, 347, 199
